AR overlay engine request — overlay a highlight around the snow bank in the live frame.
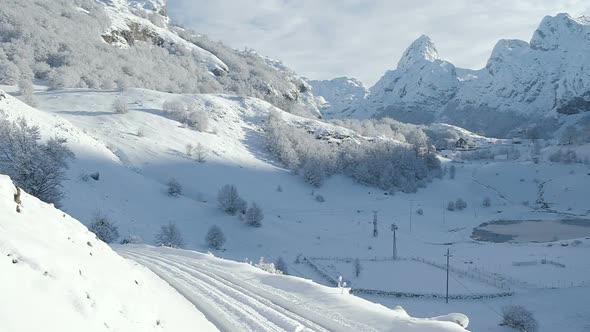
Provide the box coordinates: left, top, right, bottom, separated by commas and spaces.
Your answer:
119, 246, 470, 332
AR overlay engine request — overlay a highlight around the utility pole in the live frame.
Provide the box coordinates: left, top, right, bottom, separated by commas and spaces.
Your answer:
391, 223, 398, 260
372, 211, 378, 237
444, 248, 453, 304
409, 200, 414, 233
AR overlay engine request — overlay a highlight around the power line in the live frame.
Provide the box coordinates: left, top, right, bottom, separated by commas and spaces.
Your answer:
448, 268, 504, 319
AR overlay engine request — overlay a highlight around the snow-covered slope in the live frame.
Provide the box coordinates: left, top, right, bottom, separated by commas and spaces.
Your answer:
0, 174, 219, 332
320, 14, 590, 137
308, 77, 368, 118
0, 0, 323, 117
0, 169, 469, 331
98, 0, 228, 73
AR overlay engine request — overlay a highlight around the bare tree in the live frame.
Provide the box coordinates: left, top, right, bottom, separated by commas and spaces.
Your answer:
501, 305, 538, 332
195, 143, 207, 163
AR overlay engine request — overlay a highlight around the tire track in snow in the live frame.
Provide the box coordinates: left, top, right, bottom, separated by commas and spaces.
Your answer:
119, 249, 344, 332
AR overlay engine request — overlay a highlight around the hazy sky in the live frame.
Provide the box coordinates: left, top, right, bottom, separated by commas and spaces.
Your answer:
168, 1, 590, 86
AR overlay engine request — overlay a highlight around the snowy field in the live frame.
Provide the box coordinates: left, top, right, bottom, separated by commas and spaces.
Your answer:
1, 84, 589, 331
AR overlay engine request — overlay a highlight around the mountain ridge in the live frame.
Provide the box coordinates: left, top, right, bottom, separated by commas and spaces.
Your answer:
312, 13, 590, 137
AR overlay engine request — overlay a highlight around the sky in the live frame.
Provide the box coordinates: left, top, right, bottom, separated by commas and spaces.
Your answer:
168, 0, 590, 86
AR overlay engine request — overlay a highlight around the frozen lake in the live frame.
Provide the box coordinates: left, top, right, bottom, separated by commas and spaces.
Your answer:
472, 219, 590, 243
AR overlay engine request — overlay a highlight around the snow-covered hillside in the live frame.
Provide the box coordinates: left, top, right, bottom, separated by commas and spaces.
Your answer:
315, 13, 590, 137
0, 0, 323, 117
0, 174, 219, 332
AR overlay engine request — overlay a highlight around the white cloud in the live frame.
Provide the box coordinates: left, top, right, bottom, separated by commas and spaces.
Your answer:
168, 0, 590, 86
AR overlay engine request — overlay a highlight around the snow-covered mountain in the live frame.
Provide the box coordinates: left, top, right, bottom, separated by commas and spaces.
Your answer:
317, 13, 590, 137
308, 77, 368, 118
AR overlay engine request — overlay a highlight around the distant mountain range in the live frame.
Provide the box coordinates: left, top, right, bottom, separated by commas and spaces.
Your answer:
310, 13, 590, 137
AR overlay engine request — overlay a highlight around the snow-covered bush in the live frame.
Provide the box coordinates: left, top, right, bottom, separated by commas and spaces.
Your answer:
0, 116, 74, 206
455, 198, 467, 210
549, 149, 578, 164
416, 208, 424, 215
167, 178, 182, 197
315, 194, 325, 203
205, 225, 225, 250
217, 184, 247, 215
89, 213, 119, 243
447, 201, 456, 211
163, 100, 209, 131
483, 197, 491, 207
500, 305, 538, 332
254, 257, 283, 275
154, 222, 185, 248
245, 202, 264, 227
275, 257, 288, 274
112, 98, 128, 114
120, 234, 143, 245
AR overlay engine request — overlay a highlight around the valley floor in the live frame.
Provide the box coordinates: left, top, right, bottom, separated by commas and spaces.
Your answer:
2, 85, 589, 331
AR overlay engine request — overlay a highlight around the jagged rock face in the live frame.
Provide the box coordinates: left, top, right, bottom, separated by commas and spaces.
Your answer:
317, 14, 590, 137
308, 77, 368, 118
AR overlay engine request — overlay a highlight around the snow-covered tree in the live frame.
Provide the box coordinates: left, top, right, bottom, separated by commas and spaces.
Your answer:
353, 258, 362, 277
245, 202, 264, 227
18, 77, 36, 106
560, 125, 578, 145
301, 159, 325, 187
89, 213, 119, 243
154, 222, 185, 248
185, 143, 195, 156
195, 143, 207, 163
112, 97, 128, 114
275, 257, 288, 274
167, 178, 182, 197
482, 197, 491, 207
0, 116, 74, 206
217, 184, 247, 215
447, 201, 456, 211
455, 198, 467, 210
205, 225, 225, 250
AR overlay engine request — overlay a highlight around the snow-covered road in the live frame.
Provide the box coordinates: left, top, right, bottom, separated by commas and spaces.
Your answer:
117, 248, 374, 332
